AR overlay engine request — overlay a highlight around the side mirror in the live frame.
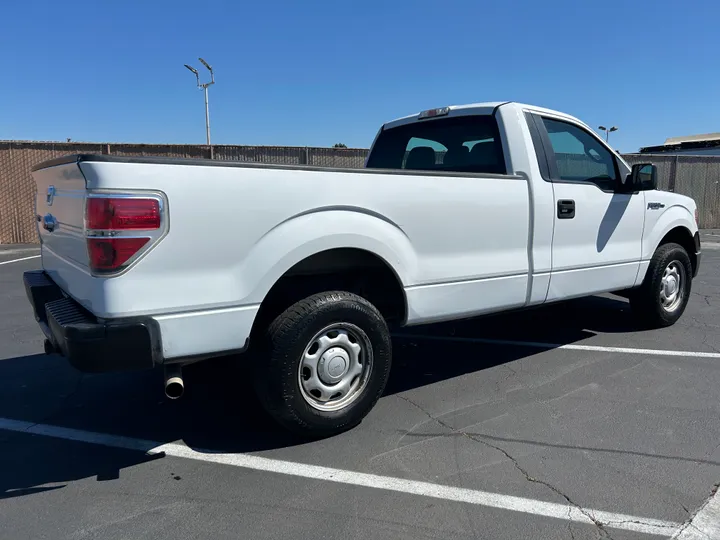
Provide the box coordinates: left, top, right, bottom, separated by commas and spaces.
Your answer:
627, 163, 657, 191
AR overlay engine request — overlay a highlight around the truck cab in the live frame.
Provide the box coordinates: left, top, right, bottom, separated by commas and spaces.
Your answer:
367, 102, 700, 307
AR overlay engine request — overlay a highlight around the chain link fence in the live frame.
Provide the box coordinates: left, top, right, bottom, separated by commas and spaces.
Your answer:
2, 140, 720, 243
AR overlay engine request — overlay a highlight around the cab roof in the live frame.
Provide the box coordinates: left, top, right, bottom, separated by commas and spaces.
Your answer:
382, 102, 589, 132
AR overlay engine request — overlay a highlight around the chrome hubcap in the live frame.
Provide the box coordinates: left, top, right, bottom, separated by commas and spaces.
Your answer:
298, 323, 372, 412
660, 261, 685, 312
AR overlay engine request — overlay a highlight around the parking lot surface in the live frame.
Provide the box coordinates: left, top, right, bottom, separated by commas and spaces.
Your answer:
2, 241, 720, 539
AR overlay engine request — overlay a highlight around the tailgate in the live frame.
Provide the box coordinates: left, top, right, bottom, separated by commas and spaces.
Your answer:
33, 160, 90, 273
32, 156, 169, 316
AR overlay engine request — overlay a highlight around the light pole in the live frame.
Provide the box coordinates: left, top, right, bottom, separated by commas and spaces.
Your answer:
598, 125, 618, 143
184, 58, 215, 152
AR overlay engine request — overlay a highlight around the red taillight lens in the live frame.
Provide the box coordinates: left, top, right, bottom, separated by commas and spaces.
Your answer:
88, 238, 150, 272
87, 197, 160, 230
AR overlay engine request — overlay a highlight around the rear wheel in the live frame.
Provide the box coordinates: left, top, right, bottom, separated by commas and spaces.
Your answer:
253, 291, 391, 438
630, 242, 692, 328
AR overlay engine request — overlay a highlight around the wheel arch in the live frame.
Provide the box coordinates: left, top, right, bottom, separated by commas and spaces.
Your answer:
657, 226, 698, 276
244, 210, 415, 342
250, 246, 408, 343
642, 205, 698, 271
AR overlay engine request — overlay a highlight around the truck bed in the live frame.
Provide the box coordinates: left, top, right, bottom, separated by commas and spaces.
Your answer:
32, 153, 531, 360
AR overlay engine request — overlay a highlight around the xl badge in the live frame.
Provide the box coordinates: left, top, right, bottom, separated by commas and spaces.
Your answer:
46, 185, 56, 206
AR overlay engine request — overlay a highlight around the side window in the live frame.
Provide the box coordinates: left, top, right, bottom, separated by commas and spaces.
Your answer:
541, 117, 618, 191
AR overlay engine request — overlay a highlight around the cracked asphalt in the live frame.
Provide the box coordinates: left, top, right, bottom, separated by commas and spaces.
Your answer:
2, 239, 720, 540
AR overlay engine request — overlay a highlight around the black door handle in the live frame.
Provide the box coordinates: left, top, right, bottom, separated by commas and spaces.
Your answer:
558, 199, 575, 219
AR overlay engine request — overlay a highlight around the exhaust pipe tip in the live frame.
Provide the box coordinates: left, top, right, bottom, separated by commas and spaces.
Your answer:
164, 365, 184, 399
165, 377, 184, 399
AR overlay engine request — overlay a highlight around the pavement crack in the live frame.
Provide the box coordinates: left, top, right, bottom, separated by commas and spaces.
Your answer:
603, 518, 677, 529
396, 394, 614, 539
706, 441, 720, 459
672, 483, 719, 540
692, 291, 713, 306
567, 506, 577, 540
468, 435, 613, 539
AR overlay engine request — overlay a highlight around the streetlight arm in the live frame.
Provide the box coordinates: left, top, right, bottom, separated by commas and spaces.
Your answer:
199, 57, 215, 84
184, 64, 200, 87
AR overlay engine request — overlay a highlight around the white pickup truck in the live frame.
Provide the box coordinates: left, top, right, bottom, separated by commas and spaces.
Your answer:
25, 101, 701, 437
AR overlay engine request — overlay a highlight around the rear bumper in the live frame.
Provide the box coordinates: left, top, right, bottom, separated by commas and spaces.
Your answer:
23, 270, 158, 373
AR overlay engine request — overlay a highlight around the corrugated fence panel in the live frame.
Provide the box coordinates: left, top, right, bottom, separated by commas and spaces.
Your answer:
0, 142, 104, 244
623, 154, 677, 191
215, 146, 305, 164
111, 144, 210, 159
674, 156, 720, 229
309, 148, 368, 168
3, 142, 720, 243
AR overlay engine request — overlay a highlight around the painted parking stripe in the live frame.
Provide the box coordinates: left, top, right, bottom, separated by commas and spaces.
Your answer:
0, 255, 40, 266
394, 333, 720, 359
0, 417, 680, 536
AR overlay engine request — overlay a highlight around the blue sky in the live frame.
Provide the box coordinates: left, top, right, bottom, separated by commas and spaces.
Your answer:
0, 0, 717, 152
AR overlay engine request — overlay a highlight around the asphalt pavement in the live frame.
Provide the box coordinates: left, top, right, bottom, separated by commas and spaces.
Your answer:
2, 241, 720, 540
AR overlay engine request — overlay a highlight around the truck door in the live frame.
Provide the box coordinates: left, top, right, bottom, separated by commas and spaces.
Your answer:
529, 114, 645, 301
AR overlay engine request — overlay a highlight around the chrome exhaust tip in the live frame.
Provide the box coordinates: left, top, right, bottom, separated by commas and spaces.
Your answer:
164, 365, 184, 399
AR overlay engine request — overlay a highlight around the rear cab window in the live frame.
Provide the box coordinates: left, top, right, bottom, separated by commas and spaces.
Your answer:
366, 115, 506, 175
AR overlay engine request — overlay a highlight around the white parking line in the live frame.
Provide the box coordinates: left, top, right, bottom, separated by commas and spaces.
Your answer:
394, 333, 720, 359
0, 417, 680, 536
0, 255, 41, 266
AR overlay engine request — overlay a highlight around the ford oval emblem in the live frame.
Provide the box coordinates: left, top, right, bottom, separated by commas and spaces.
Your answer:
46, 186, 56, 206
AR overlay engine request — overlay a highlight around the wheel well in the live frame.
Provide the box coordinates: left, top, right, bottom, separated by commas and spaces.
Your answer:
659, 226, 697, 273
251, 248, 407, 340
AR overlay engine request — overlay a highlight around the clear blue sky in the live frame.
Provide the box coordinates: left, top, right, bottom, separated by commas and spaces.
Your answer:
1, 0, 717, 152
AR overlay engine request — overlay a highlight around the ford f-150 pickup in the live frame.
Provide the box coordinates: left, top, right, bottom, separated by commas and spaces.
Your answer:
24, 101, 701, 437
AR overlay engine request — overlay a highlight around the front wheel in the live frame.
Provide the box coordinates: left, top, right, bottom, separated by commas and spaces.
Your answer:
630, 242, 692, 328
253, 291, 392, 438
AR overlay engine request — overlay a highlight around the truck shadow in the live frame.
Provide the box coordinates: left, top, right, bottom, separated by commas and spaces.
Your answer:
0, 294, 642, 500
596, 193, 632, 252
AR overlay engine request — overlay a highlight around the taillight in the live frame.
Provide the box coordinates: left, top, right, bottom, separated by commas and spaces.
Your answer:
87, 238, 150, 271
85, 195, 164, 274
87, 198, 160, 230
695, 208, 699, 225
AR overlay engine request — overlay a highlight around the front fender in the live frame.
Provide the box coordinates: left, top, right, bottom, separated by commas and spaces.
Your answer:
235, 208, 418, 304
642, 204, 697, 260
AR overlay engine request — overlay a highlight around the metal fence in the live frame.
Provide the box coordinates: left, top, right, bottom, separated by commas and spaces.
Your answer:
2, 140, 720, 244
0, 141, 368, 244
623, 153, 720, 229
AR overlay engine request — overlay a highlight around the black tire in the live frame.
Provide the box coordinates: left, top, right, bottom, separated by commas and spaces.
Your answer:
253, 291, 391, 438
630, 242, 692, 328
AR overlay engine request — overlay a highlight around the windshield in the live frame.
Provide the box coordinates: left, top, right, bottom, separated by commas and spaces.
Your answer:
366, 114, 506, 174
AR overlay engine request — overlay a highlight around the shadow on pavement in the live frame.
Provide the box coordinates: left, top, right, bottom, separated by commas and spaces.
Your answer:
0, 294, 643, 499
